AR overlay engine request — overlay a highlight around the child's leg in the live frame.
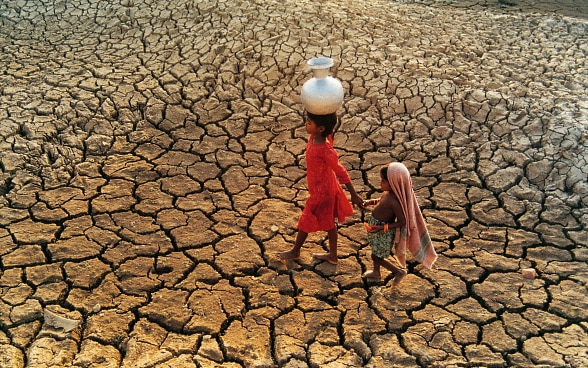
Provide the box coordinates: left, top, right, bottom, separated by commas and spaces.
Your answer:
363, 254, 407, 286
312, 227, 338, 265
278, 230, 308, 260
363, 253, 383, 279
377, 257, 407, 287
378, 256, 400, 273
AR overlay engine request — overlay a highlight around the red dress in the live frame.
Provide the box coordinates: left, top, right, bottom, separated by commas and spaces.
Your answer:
297, 135, 354, 233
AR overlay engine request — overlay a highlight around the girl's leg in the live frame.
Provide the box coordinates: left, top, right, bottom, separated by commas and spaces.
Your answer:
313, 227, 338, 265
278, 230, 308, 260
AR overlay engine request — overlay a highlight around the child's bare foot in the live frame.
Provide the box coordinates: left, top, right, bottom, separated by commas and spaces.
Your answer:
391, 269, 407, 287
362, 270, 381, 280
312, 253, 337, 265
277, 250, 300, 262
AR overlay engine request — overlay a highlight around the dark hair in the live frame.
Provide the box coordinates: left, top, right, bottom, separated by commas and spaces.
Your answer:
380, 165, 389, 182
307, 112, 338, 138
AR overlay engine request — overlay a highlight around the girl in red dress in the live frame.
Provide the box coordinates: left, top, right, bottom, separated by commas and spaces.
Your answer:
278, 112, 363, 265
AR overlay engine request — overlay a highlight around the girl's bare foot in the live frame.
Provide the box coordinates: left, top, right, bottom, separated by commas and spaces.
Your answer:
391, 269, 407, 287
277, 250, 300, 262
362, 270, 381, 279
312, 253, 337, 265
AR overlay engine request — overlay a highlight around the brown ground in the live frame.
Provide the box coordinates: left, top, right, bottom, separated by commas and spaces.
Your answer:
0, 0, 587, 367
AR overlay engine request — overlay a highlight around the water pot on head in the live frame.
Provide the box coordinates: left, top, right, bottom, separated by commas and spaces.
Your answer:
300, 57, 344, 115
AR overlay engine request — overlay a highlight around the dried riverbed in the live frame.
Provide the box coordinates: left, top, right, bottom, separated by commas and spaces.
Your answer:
0, 0, 587, 367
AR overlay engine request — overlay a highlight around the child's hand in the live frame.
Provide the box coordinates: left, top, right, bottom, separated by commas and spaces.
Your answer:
363, 223, 389, 233
363, 223, 381, 233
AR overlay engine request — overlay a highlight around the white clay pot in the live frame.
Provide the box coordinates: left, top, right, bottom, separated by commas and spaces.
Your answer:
300, 57, 344, 115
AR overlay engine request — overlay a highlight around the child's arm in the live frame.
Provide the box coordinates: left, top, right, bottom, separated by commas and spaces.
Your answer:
362, 198, 379, 207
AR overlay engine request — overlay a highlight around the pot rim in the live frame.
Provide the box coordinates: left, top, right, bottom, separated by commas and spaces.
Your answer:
307, 56, 334, 69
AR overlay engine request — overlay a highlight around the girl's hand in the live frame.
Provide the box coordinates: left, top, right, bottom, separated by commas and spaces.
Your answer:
351, 193, 365, 209
344, 183, 364, 210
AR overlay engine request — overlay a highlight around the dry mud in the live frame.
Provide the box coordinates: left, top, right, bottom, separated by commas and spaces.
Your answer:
0, 0, 587, 367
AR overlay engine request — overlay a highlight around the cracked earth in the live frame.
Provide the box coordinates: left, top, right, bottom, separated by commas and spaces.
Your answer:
1, 0, 587, 367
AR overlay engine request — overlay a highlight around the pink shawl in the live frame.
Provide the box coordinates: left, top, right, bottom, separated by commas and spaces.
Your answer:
388, 162, 437, 269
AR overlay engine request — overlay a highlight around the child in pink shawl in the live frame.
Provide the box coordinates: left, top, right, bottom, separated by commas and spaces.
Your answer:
362, 162, 437, 286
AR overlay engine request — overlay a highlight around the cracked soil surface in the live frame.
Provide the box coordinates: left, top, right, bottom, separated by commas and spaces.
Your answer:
1, 0, 587, 367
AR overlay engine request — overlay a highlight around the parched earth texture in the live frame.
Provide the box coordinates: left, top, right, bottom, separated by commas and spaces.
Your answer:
1, 0, 587, 367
